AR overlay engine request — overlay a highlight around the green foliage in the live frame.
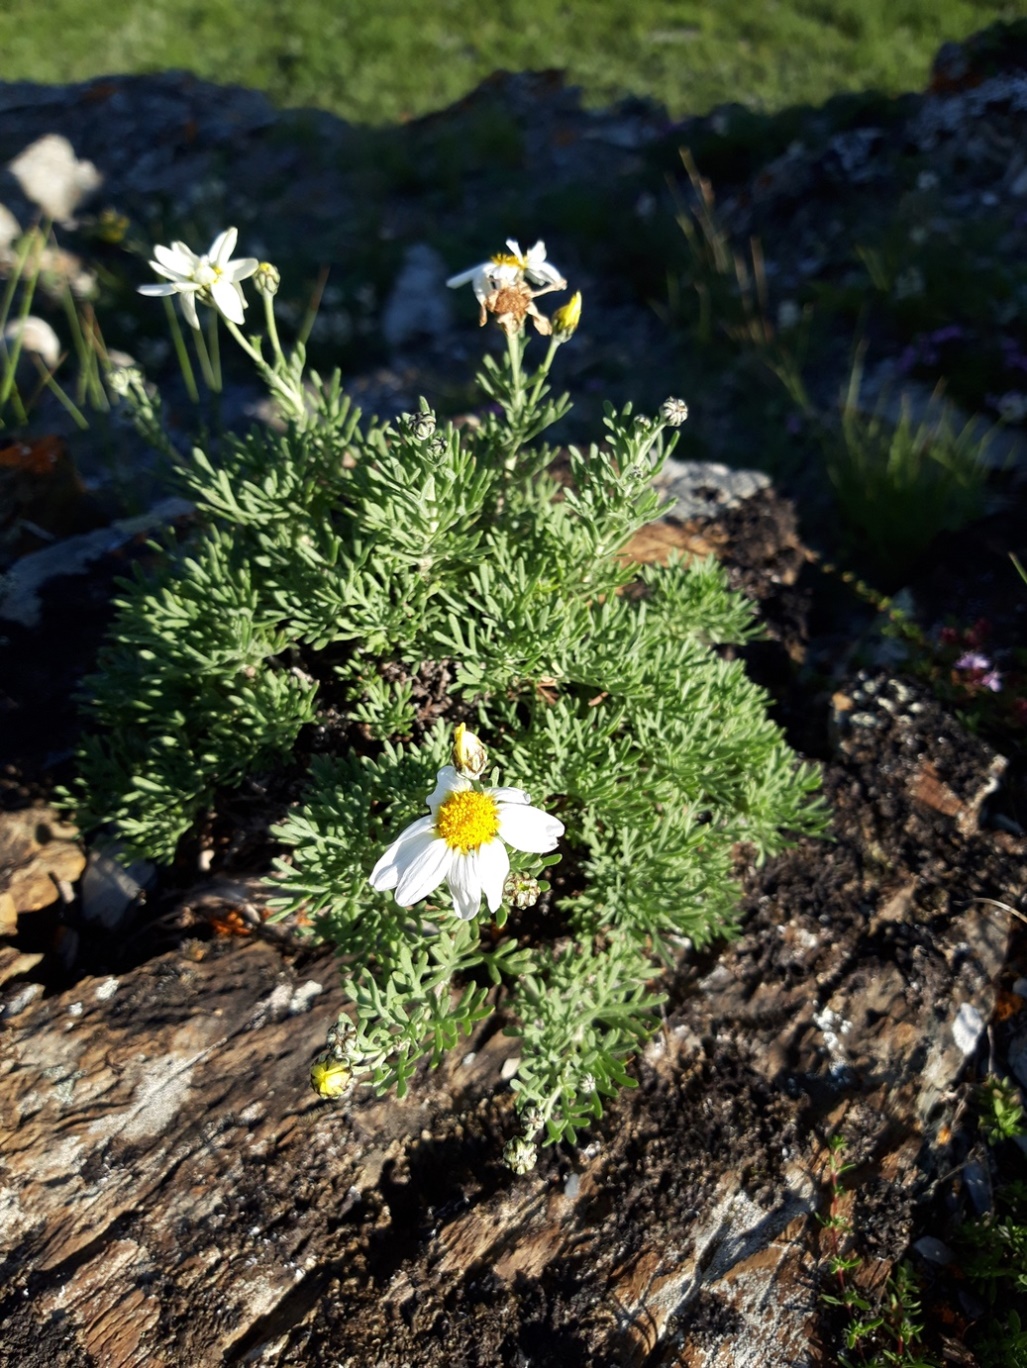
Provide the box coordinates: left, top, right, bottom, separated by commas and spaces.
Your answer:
821, 364, 992, 581
979, 1074, 1027, 1147
960, 1179, 1027, 1367
73, 265, 825, 1153
1, 0, 1020, 127
819, 1138, 938, 1367
0, 224, 109, 433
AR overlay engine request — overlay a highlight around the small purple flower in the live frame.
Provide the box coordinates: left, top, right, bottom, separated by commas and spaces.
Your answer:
981, 670, 1003, 693
955, 651, 990, 671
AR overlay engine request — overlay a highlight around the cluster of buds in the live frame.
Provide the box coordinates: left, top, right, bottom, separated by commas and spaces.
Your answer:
447, 238, 580, 340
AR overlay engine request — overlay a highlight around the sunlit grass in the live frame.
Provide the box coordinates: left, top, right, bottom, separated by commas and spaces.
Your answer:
0, 0, 1023, 125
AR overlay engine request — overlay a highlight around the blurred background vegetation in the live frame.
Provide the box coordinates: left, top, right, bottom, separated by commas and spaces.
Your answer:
0, 0, 1024, 124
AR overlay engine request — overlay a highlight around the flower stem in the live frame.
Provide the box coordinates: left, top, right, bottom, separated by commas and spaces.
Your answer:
190, 313, 217, 393
263, 292, 284, 368
221, 315, 306, 422
207, 308, 222, 391
162, 297, 199, 404
527, 338, 558, 410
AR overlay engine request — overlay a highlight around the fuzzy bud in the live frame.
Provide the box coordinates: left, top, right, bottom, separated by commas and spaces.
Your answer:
551, 290, 582, 342
406, 408, 437, 442
310, 1051, 353, 1099
503, 872, 541, 910
452, 723, 488, 779
660, 397, 689, 426
521, 1104, 544, 1137
107, 364, 143, 397
254, 262, 281, 298
503, 1135, 538, 1175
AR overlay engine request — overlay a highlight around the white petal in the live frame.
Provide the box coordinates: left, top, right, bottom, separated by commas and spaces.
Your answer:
153, 242, 195, 273
426, 765, 469, 813
369, 815, 435, 890
477, 838, 509, 912
506, 238, 524, 259
446, 264, 483, 289
148, 261, 192, 284
179, 291, 200, 330
211, 277, 246, 324
209, 227, 238, 264
497, 802, 564, 853
489, 785, 530, 806
525, 259, 566, 290
138, 282, 180, 298
395, 837, 453, 906
224, 256, 258, 282
446, 853, 483, 920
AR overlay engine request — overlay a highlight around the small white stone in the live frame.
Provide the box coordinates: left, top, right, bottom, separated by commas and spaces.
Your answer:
952, 1001, 985, 1056
67, 1001, 84, 1017
500, 1056, 520, 1081
94, 976, 119, 1002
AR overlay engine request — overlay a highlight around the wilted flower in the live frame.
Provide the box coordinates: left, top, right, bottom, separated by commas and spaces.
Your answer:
660, 397, 689, 427
138, 227, 258, 330
369, 762, 563, 921
447, 238, 567, 331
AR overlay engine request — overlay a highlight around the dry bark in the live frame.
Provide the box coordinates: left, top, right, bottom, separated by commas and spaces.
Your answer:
1, 650, 1022, 1366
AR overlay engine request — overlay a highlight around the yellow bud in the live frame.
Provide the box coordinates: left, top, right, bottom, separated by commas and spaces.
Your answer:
310, 1052, 352, 1099
552, 291, 582, 341
452, 722, 488, 779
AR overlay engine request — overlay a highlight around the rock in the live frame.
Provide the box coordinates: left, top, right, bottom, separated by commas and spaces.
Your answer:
0, 805, 84, 934
380, 242, 452, 351
656, 456, 771, 522
7, 133, 102, 223
79, 847, 155, 930
0, 495, 193, 628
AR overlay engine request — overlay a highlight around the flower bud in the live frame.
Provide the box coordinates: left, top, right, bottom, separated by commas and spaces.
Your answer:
552, 291, 582, 342
503, 1135, 538, 1175
660, 397, 689, 426
405, 408, 437, 442
310, 1051, 353, 1099
254, 262, 281, 298
503, 872, 541, 910
452, 723, 488, 779
107, 363, 144, 397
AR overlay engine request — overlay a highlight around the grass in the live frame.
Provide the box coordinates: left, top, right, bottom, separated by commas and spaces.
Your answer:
0, 0, 1024, 126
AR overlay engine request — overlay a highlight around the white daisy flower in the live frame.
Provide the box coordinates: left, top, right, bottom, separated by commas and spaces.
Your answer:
138, 227, 258, 330
369, 764, 564, 921
446, 238, 567, 317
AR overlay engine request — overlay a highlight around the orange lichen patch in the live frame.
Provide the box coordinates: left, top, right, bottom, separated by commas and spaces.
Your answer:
994, 988, 1024, 1022
908, 759, 965, 821
208, 908, 254, 938
620, 518, 722, 567
0, 435, 65, 476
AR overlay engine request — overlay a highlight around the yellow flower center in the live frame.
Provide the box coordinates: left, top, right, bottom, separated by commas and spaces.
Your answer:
490, 251, 523, 269
435, 789, 500, 851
